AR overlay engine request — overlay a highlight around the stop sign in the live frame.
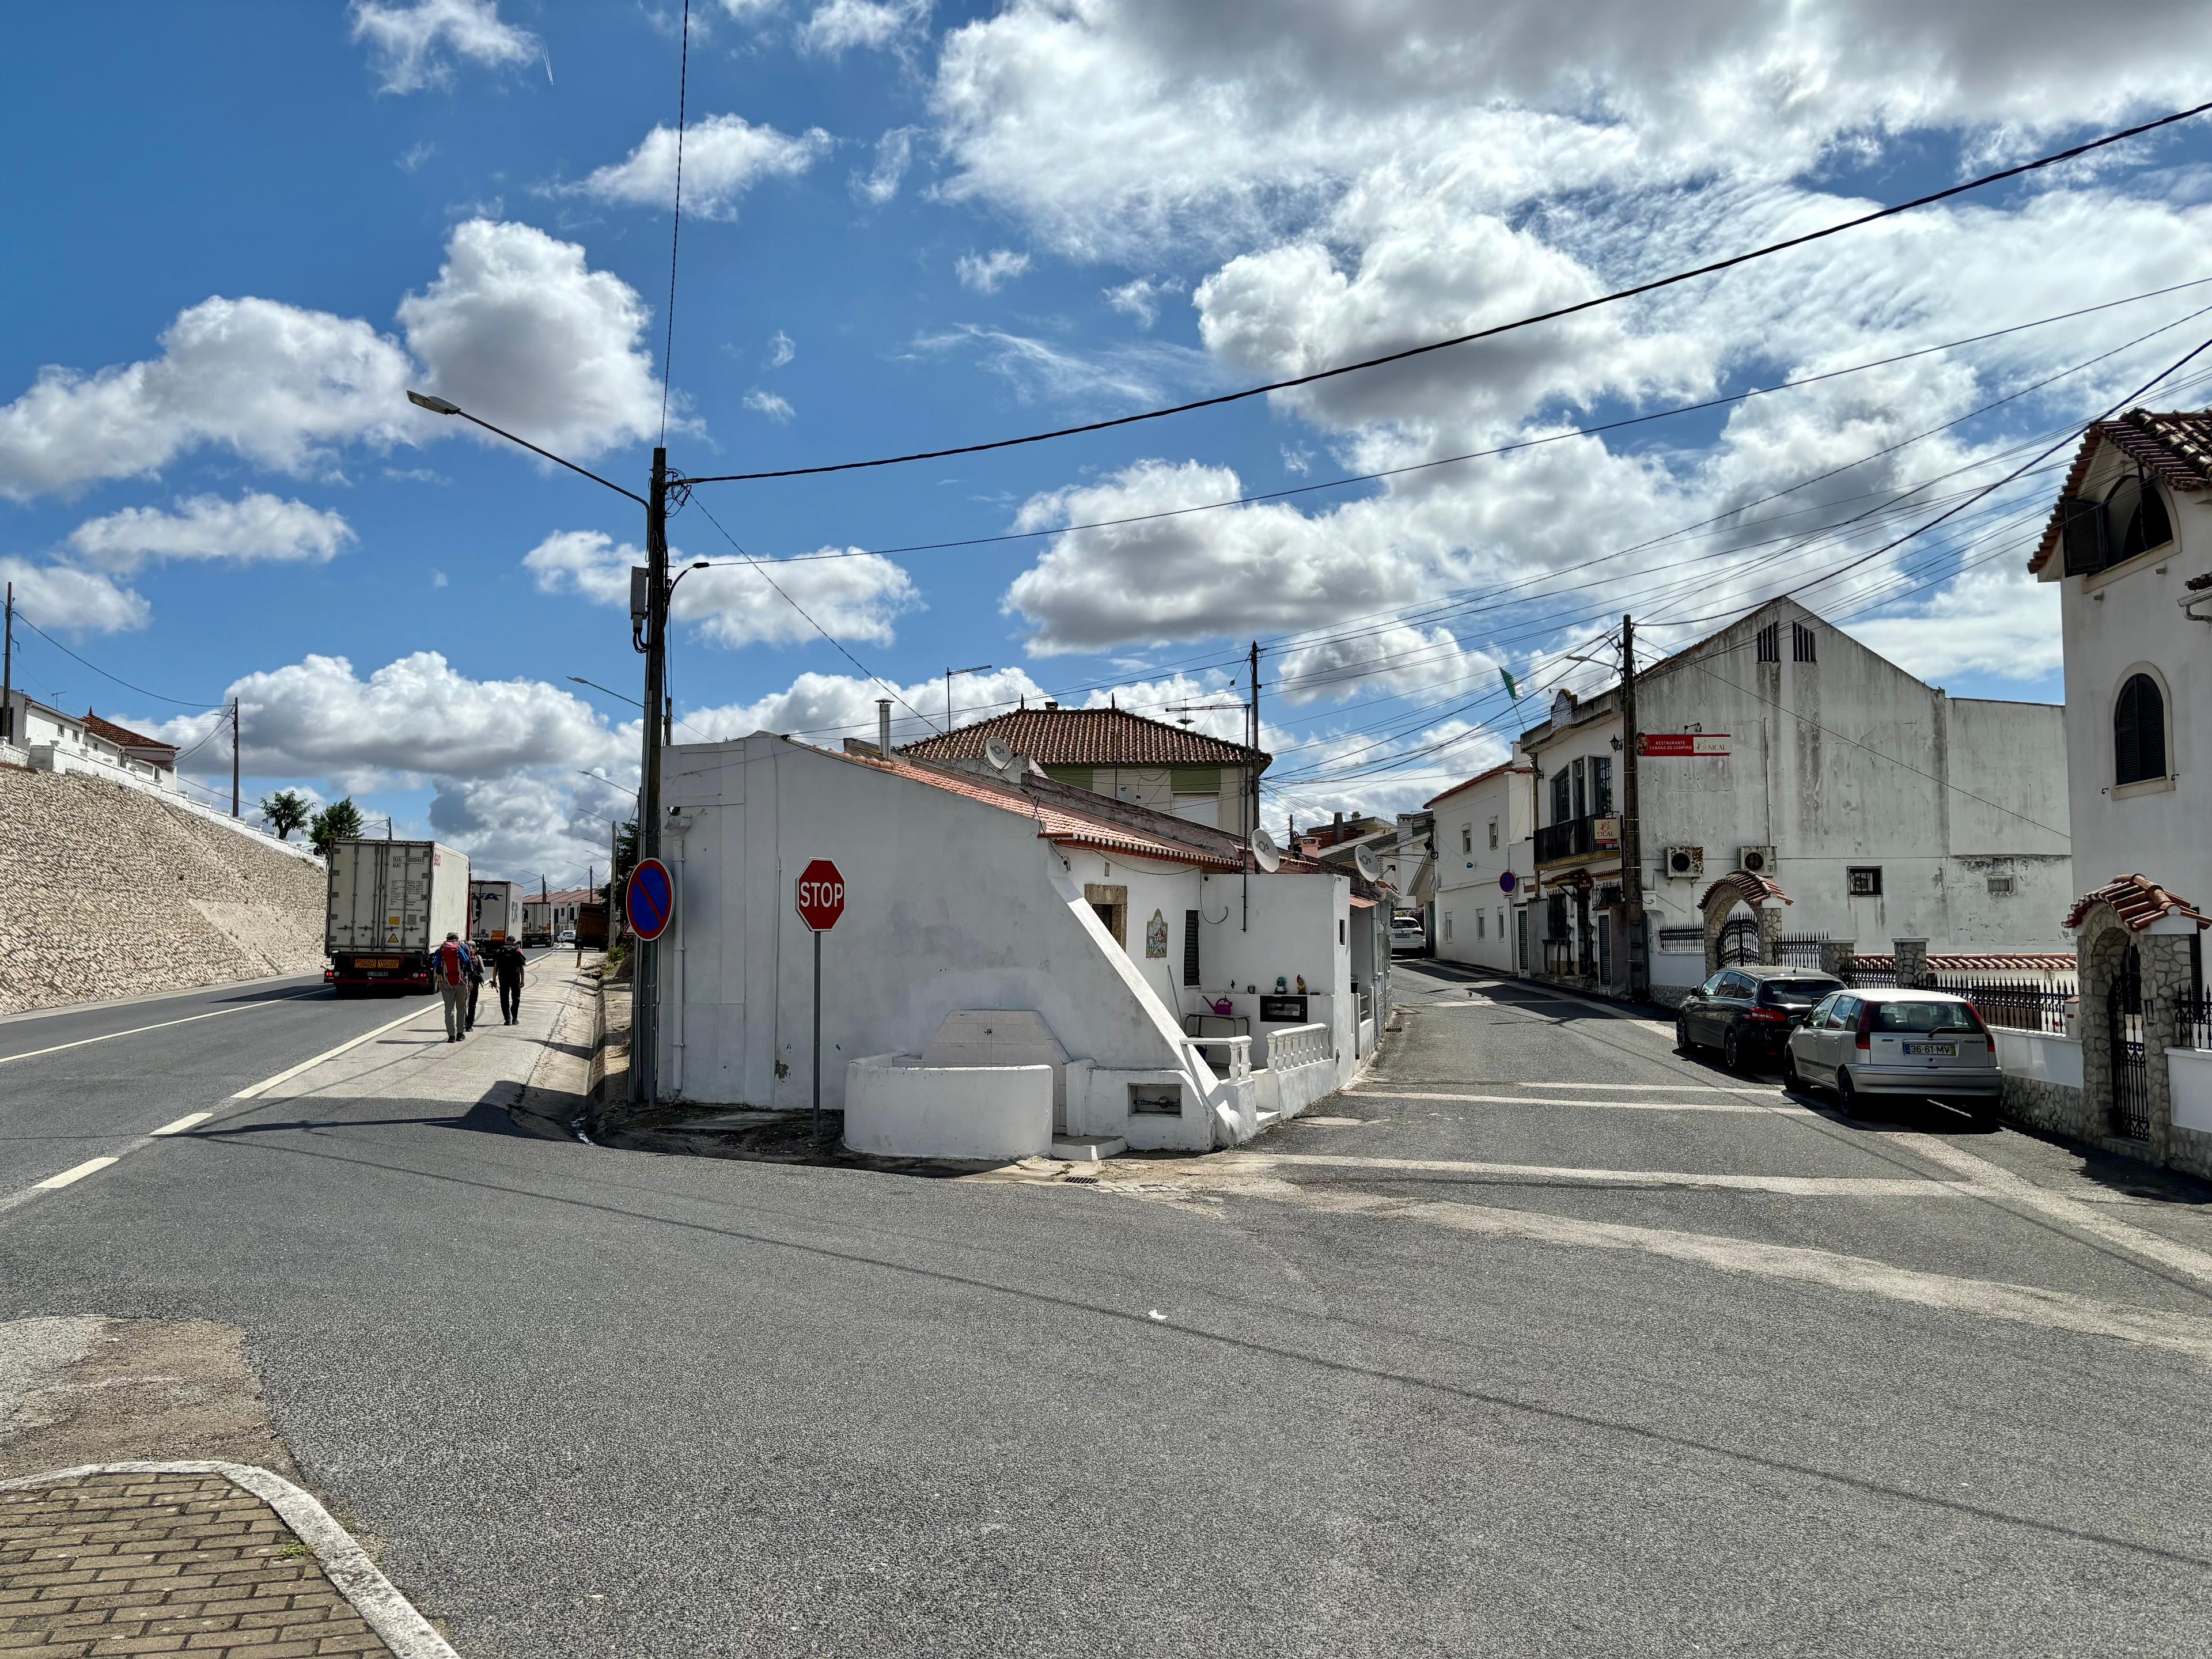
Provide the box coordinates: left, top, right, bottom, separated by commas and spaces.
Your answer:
795, 858, 846, 931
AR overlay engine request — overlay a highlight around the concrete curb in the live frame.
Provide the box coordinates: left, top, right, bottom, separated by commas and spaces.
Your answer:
0, 1459, 459, 1659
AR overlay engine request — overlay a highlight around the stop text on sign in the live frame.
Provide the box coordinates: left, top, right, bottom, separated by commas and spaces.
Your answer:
795, 858, 846, 931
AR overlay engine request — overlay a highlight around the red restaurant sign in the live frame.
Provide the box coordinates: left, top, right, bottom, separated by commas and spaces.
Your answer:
1637, 733, 1730, 757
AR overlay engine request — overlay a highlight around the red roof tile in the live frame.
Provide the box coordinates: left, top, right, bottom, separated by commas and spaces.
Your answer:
2063, 873, 2210, 933
1697, 870, 1791, 912
2029, 408, 2212, 575
900, 706, 1267, 768
83, 710, 175, 757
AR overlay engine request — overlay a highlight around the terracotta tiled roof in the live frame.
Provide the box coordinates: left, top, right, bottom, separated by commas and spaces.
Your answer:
2063, 873, 2211, 934
1697, 870, 1791, 912
83, 711, 175, 757
900, 706, 1267, 769
2028, 409, 2212, 575
1425, 760, 1528, 810
1925, 952, 2077, 972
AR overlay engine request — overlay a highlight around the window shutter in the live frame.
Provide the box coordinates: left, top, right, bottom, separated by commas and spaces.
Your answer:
2059, 496, 2105, 576
1183, 910, 1201, 986
2138, 478, 2173, 554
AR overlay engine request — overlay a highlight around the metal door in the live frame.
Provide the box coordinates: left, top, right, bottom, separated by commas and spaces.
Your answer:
1516, 908, 1529, 972
2109, 946, 2149, 1139
1597, 915, 1614, 986
1718, 914, 1759, 965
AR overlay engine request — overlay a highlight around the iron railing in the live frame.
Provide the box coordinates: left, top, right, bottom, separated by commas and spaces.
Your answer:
1841, 957, 1899, 988
1532, 813, 1619, 866
2180, 990, 2212, 1053
1926, 974, 2077, 1036
1775, 933, 1828, 970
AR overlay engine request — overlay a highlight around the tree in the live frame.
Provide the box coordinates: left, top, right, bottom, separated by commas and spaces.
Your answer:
309, 798, 365, 857
611, 817, 638, 899
260, 789, 312, 840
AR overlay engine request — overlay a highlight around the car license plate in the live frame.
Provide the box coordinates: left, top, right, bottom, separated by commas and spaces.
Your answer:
356, 957, 401, 970
1904, 1041, 1956, 1057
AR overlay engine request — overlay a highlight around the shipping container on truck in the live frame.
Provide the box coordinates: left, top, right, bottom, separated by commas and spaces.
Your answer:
324, 840, 472, 994
469, 879, 522, 946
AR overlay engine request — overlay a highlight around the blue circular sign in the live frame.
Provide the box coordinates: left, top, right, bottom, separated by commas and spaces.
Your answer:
1498, 870, 1518, 895
626, 858, 676, 942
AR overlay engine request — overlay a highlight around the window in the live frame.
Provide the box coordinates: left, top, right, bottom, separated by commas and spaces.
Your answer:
1756, 622, 1780, 662
1872, 999, 1985, 1036
2115, 672, 2167, 786
1590, 756, 1613, 816
1808, 993, 1839, 1029
1572, 757, 1587, 819
1847, 866, 1883, 897
1487, 817, 1499, 850
1183, 910, 1201, 986
1987, 875, 2015, 897
1476, 911, 1486, 938
2107, 474, 2174, 566
1461, 824, 1472, 854
1791, 622, 1817, 662
1551, 771, 1571, 824
1498, 908, 1505, 941
1444, 914, 1454, 941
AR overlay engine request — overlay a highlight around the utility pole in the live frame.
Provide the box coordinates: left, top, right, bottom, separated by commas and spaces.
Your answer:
230, 699, 240, 818
1619, 613, 1649, 1001
2, 581, 13, 748
634, 446, 670, 1107
1244, 641, 1261, 933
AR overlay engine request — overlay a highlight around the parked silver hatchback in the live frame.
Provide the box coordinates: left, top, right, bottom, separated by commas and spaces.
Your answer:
1783, 988, 2001, 1118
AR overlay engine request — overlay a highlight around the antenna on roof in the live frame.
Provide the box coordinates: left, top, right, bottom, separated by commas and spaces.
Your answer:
1354, 843, 1382, 882
1249, 827, 1281, 873
983, 734, 1018, 778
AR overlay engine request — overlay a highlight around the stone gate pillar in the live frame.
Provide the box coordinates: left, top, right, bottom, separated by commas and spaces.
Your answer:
2140, 923, 2197, 1168
1893, 938, 1929, 988
1758, 907, 1785, 966
1820, 941, 1854, 981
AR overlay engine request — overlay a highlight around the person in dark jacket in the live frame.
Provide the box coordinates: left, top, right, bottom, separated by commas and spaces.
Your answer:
495, 942, 527, 1024
463, 939, 484, 1031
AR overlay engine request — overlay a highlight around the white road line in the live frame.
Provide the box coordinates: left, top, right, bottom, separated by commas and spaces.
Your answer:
1221, 1152, 1969, 1196
1342, 1091, 1786, 1112
1229, 1185, 2212, 1365
1353, 1080, 1774, 1096
1889, 1133, 2212, 1291
0, 997, 305, 1069
150, 1112, 212, 1136
35, 1158, 118, 1191
230, 1002, 444, 1100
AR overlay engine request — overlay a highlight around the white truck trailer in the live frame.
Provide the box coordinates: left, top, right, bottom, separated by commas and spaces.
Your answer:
325, 839, 471, 994
469, 879, 523, 946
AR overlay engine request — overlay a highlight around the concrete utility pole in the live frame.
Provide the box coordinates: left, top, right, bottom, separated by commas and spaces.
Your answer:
230, 699, 240, 818
2, 581, 13, 747
634, 446, 671, 1108
1619, 613, 1649, 1001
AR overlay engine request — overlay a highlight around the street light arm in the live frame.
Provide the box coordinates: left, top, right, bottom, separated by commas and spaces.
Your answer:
406, 391, 647, 505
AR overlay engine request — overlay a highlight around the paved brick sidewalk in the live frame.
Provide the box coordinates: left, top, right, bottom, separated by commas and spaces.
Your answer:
0, 1471, 393, 1658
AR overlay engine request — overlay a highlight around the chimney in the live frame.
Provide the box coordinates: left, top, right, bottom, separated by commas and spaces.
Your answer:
1044, 699, 1059, 710
1332, 809, 1343, 844
877, 699, 892, 759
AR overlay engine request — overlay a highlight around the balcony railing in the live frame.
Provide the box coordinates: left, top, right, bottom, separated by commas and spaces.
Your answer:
1533, 812, 1620, 866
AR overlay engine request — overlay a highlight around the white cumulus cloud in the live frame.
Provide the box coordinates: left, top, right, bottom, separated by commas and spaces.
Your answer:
0, 557, 150, 635
956, 248, 1032, 294
66, 494, 355, 573
350, 0, 539, 95
800, 0, 930, 56
557, 113, 832, 218
744, 388, 795, 422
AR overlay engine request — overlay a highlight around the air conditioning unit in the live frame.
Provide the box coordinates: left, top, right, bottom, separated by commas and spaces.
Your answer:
1738, 845, 1778, 877
1663, 846, 1703, 880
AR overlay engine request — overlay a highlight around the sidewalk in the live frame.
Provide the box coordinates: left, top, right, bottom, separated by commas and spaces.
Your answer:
1, 1463, 449, 1658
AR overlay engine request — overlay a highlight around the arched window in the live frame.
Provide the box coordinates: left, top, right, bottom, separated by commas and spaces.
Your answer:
2104, 474, 2174, 566
2115, 673, 2167, 786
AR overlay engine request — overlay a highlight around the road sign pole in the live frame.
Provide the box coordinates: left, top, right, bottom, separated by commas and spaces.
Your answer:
812, 928, 823, 1141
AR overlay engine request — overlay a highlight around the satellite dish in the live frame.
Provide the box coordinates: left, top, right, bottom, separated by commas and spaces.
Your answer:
983, 734, 1016, 774
1354, 843, 1382, 882
1249, 827, 1282, 873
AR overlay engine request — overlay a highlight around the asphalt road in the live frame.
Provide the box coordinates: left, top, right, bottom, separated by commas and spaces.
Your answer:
6, 959, 2212, 1656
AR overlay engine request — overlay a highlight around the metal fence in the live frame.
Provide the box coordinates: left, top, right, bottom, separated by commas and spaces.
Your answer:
2181, 990, 2212, 1053
1775, 933, 1828, 970
1926, 974, 2077, 1036
1840, 957, 1899, 989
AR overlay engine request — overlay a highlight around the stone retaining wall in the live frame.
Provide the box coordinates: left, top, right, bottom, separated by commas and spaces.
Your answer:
0, 767, 327, 1014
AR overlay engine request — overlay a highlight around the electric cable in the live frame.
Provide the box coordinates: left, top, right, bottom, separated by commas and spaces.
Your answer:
679, 101, 2212, 486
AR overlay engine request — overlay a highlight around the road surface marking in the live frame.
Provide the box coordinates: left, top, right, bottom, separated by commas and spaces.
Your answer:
35, 1158, 118, 1191
1219, 1184, 2212, 1365
1888, 1133, 2212, 1292
1220, 1152, 1968, 1196
230, 1003, 445, 1100
150, 1112, 213, 1136
0, 997, 305, 1069
1478, 1080, 1775, 1095
1344, 1090, 1782, 1112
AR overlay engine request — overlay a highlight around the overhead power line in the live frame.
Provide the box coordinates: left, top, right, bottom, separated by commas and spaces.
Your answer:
680, 100, 2212, 486
10, 615, 218, 709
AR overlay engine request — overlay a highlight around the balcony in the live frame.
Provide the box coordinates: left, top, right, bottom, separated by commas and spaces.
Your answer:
1533, 812, 1620, 867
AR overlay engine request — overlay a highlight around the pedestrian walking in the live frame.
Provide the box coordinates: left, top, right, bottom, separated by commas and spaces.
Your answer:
464, 938, 484, 1031
495, 941, 526, 1024
435, 932, 469, 1042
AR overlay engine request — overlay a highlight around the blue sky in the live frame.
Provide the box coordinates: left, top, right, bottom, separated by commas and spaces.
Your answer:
3, 1, 2210, 884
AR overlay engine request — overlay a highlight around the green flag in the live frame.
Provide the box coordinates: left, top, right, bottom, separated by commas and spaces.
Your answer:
1499, 667, 1520, 702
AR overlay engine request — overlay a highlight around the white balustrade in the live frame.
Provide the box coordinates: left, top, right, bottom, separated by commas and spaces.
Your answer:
1185, 1033, 1252, 1082
1267, 1022, 1331, 1071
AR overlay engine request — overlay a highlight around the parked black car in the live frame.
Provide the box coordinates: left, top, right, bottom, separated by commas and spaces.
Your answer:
1676, 966, 1845, 1073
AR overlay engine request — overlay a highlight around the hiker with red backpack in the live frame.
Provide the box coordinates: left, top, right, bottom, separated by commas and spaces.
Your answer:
434, 932, 474, 1042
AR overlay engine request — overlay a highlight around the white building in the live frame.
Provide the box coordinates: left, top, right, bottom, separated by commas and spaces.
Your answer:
653, 733, 1382, 1157
522, 886, 596, 940
2, 693, 177, 794
2012, 408, 2212, 1175
1426, 756, 1536, 972
1510, 597, 2073, 1001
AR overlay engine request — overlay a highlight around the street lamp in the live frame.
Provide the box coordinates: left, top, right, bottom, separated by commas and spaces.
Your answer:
410, 388, 668, 1108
